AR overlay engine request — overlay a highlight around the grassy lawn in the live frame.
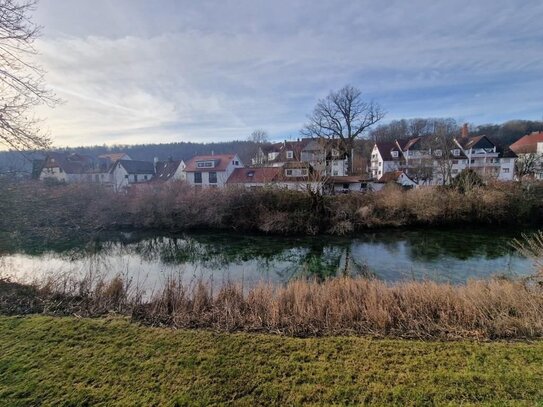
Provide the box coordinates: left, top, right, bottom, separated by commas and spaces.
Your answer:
0, 316, 542, 406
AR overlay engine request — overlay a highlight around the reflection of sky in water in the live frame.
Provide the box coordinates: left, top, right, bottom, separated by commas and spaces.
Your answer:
0, 229, 536, 292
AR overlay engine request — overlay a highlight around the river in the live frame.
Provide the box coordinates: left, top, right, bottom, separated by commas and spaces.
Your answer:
0, 227, 535, 294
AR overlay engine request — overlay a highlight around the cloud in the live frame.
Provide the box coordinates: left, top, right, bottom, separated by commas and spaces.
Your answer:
32, 0, 543, 147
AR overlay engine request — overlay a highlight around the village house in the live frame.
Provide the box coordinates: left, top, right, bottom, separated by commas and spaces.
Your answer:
370, 125, 515, 185
226, 162, 322, 192
372, 171, 418, 191
510, 131, 543, 179
109, 159, 155, 192
152, 159, 186, 182
184, 154, 243, 188
39, 152, 96, 183
254, 138, 351, 177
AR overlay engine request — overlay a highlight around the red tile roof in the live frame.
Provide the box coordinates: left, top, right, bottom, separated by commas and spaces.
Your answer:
510, 131, 543, 154
184, 154, 238, 172
226, 167, 282, 184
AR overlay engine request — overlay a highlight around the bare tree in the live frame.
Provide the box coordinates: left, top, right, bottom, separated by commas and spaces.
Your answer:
248, 129, 269, 144
0, 0, 57, 151
516, 153, 541, 179
301, 85, 385, 172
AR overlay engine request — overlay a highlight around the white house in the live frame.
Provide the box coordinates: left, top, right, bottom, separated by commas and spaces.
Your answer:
39, 152, 95, 183
110, 159, 155, 191
372, 171, 418, 191
153, 159, 186, 182
184, 154, 243, 188
370, 142, 403, 179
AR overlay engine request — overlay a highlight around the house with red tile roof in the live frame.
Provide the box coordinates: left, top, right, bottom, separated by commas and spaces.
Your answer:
510, 131, 543, 179
184, 153, 243, 187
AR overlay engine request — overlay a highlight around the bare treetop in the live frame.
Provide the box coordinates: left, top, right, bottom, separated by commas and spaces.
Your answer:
0, 0, 57, 151
248, 129, 269, 144
301, 85, 385, 152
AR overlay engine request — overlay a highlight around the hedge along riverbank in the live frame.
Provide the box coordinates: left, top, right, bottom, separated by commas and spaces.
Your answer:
0, 179, 540, 236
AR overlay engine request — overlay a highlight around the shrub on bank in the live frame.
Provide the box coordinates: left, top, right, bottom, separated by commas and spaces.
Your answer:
0, 179, 539, 236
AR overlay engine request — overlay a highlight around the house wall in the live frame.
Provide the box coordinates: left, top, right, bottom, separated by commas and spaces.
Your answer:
186, 155, 243, 188
111, 163, 153, 191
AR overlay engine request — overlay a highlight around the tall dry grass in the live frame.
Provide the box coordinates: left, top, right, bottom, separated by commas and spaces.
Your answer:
136, 277, 543, 339
3, 269, 543, 339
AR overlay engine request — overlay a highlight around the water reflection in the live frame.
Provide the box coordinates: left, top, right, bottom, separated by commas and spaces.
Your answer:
0, 228, 535, 290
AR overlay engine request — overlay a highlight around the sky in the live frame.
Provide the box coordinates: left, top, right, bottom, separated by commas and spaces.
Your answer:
32, 0, 543, 147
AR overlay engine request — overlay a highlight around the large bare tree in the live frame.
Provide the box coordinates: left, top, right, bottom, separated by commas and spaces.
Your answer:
301, 85, 384, 172
0, 0, 56, 151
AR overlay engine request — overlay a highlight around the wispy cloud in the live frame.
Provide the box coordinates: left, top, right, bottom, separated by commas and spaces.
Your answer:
33, 0, 543, 146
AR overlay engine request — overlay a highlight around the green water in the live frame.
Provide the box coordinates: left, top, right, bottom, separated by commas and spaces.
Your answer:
0, 227, 536, 290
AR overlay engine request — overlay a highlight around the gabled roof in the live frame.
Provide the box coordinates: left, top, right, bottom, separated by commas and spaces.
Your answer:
510, 131, 543, 154
43, 152, 95, 174
184, 154, 239, 172
456, 135, 494, 150
226, 167, 282, 184
375, 142, 401, 161
377, 170, 416, 184
114, 160, 155, 174
400, 137, 422, 150
153, 160, 184, 181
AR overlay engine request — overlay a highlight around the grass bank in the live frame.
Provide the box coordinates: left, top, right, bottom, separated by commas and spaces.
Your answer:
1, 316, 542, 406
0, 179, 540, 236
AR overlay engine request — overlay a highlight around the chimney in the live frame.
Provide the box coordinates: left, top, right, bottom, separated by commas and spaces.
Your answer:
461, 123, 469, 138
153, 157, 159, 172
211, 150, 214, 156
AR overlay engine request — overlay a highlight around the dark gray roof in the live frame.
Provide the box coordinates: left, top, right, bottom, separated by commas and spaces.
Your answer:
116, 160, 155, 174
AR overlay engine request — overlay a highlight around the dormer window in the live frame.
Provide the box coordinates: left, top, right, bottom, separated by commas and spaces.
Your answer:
196, 160, 215, 168
331, 149, 339, 157
453, 149, 460, 156
434, 149, 442, 157
286, 151, 293, 159
391, 151, 399, 158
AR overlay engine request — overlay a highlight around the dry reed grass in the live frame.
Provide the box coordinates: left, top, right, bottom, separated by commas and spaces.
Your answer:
2, 270, 543, 340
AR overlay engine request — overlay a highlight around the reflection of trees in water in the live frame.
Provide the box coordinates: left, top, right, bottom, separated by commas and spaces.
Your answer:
0, 227, 531, 282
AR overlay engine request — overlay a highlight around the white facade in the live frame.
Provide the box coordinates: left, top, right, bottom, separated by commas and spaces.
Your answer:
110, 161, 154, 192
185, 154, 244, 188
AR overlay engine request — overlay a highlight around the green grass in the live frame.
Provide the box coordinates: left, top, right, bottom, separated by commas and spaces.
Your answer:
0, 317, 542, 406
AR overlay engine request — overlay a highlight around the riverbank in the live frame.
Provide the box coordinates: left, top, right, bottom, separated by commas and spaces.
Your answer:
0, 179, 540, 236
3, 275, 543, 340
1, 316, 542, 406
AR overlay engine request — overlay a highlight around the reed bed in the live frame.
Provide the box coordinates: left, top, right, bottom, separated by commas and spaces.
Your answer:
2, 274, 542, 340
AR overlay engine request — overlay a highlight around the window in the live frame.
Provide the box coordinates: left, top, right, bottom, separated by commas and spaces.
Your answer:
134, 174, 138, 182
333, 171, 338, 176
301, 169, 308, 176
286, 151, 293, 159
197, 161, 214, 168
144, 175, 148, 180
95, 174, 99, 182
194, 172, 202, 183
286, 169, 293, 176
332, 149, 339, 157
503, 168, 510, 173
125, 174, 129, 179
378, 170, 381, 175
234, 160, 239, 165
59, 168, 63, 173
434, 149, 442, 157
343, 183, 349, 189
379, 162, 382, 167
452, 160, 458, 164
209, 172, 217, 184
371, 154, 377, 159
391, 151, 398, 158
453, 149, 460, 156
452, 169, 458, 174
